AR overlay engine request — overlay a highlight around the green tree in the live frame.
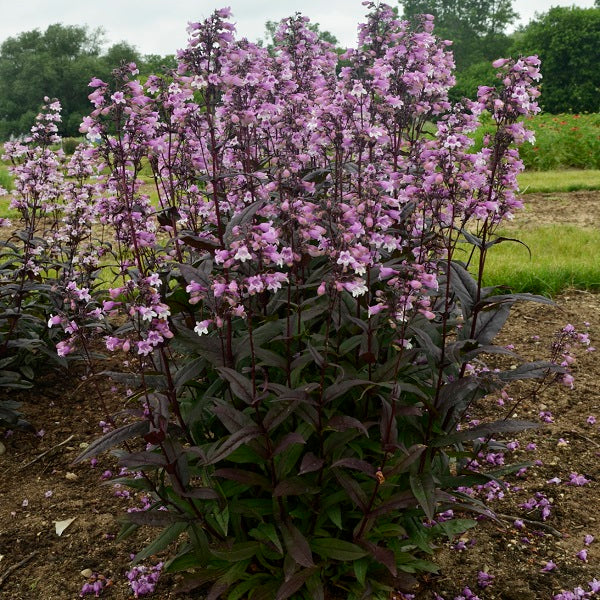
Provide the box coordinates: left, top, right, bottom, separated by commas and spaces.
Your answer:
514, 6, 600, 113
260, 19, 339, 49
0, 24, 104, 138
399, 0, 518, 69
140, 53, 177, 75
0, 24, 173, 139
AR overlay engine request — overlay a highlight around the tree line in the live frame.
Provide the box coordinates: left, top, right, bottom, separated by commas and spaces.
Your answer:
0, 24, 175, 139
1, 1, 599, 140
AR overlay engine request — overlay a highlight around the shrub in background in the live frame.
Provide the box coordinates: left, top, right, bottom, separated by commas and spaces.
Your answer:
0, 99, 105, 398
4, 4, 577, 599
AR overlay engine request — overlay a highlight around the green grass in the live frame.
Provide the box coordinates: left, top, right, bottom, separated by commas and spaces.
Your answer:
0, 163, 12, 191
518, 169, 600, 193
477, 225, 600, 296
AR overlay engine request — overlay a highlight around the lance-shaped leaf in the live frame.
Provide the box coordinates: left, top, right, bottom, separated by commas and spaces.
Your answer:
384, 444, 427, 478
273, 432, 306, 456
327, 415, 369, 436
273, 478, 319, 497
126, 510, 185, 528
358, 540, 397, 576
199, 426, 262, 465
333, 468, 368, 511
323, 379, 372, 404
298, 452, 324, 475
217, 367, 255, 404
331, 457, 376, 478
279, 521, 315, 568
369, 490, 416, 518
212, 401, 255, 433
431, 419, 540, 447
224, 199, 265, 242
311, 538, 367, 561
73, 421, 148, 464
213, 468, 271, 489
497, 360, 563, 382
446, 261, 479, 317
476, 292, 554, 308
471, 302, 512, 345
275, 567, 318, 600
410, 472, 437, 520
118, 450, 167, 469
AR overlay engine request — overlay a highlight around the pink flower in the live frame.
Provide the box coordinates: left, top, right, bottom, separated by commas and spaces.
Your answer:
576, 549, 588, 562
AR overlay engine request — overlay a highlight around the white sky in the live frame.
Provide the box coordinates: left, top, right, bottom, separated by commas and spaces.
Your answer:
0, 0, 596, 56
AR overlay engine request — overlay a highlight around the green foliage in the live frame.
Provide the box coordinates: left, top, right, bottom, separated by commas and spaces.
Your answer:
471, 112, 600, 171
450, 60, 497, 102
61, 137, 82, 155
514, 6, 600, 114
399, 0, 517, 68
260, 20, 339, 50
0, 24, 103, 138
78, 256, 553, 599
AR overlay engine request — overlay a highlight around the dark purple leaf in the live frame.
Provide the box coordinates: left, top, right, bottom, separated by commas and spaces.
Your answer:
323, 379, 371, 404
118, 451, 167, 469
264, 400, 300, 431
298, 452, 324, 475
217, 367, 255, 404
331, 458, 376, 478
73, 421, 148, 464
273, 432, 305, 456
182, 487, 221, 500
126, 510, 183, 527
279, 522, 314, 568
275, 567, 318, 600
384, 445, 426, 478
201, 426, 262, 465
333, 469, 368, 511
472, 303, 511, 345
180, 235, 220, 253
327, 415, 369, 436
379, 399, 398, 449
273, 478, 319, 497
410, 472, 436, 520
497, 361, 562, 382
432, 419, 540, 446
213, 468, 271, 489
369, 490, 416, 517
358, 540, 397, 576
212, 402, 255, 433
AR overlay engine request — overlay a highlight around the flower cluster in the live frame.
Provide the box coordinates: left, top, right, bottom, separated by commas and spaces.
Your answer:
126, 561, 163, 597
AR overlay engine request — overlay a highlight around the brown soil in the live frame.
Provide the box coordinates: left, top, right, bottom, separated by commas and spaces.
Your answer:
1, 193, 599, 600
515, 190, 600, 229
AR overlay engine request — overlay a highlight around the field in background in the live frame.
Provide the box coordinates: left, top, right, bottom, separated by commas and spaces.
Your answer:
3, 125, 600, 296
473, 112, 600, 171
479, 224, 600, 296
518, 169, 600, 193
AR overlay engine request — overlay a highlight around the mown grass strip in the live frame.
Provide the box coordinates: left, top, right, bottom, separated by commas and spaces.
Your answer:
518, 169, 600, 194
476, 225, 600, 296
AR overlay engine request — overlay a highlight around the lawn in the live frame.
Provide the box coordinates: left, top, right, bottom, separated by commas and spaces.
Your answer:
478, 224, 600, 296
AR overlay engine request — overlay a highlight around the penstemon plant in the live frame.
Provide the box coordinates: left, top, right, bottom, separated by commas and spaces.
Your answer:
25, 3, 571, 599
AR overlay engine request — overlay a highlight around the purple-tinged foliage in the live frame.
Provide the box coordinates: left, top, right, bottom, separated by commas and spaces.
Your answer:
1, 3, 591, 599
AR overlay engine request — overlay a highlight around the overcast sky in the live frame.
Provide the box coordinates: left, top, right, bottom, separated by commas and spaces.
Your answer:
0, 0, 596, 56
